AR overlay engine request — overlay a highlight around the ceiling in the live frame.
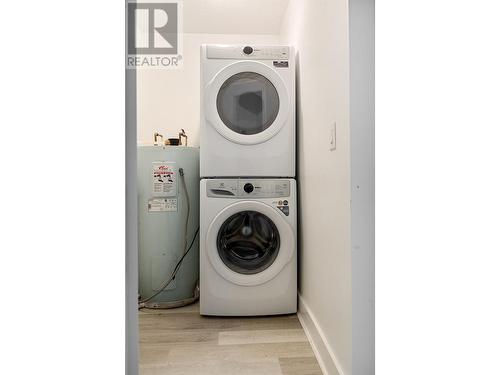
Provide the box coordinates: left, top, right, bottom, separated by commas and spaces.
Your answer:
182, 0, 290, 35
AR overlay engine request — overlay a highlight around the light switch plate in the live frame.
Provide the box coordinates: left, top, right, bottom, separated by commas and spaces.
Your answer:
329, 122, 336, 151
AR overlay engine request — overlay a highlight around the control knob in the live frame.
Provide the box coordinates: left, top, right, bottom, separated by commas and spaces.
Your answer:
243, 46, 253, 55
243, 183, 254, 193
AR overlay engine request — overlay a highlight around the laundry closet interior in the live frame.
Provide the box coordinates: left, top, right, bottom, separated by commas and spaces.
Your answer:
133, 1, 374, 375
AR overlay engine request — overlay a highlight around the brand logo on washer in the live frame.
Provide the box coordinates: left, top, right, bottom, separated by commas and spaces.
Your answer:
127, 0, 183, 69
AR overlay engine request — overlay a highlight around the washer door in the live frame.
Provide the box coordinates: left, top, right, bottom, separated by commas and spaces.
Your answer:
206, 201, 294, 286
204, 61, 290, 145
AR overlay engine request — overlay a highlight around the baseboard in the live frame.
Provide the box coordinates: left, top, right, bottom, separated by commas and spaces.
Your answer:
297, 294, 345, 375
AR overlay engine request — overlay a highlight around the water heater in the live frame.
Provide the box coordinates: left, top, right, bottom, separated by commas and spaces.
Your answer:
137, 146, 199, 307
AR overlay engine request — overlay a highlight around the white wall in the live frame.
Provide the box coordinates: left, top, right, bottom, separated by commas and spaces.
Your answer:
137, 33, 280, 146
280, 0, 353, 374
281, 1, 375, 374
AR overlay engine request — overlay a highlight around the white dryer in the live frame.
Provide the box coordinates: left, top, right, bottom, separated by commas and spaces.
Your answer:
200, 178, 297, 316
200, 45, 295, 178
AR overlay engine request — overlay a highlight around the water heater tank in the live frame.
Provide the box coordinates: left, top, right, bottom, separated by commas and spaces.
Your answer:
137, 146, 199, 306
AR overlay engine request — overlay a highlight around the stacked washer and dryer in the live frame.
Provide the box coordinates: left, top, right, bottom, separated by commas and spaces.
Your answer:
199, 44, 297, 316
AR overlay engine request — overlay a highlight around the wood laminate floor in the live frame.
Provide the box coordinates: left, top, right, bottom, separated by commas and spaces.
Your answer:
139, 302, 322, 375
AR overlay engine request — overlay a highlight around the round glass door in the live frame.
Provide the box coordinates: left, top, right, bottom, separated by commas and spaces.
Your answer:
217, 210, 280, 274
216, 72, 280, 135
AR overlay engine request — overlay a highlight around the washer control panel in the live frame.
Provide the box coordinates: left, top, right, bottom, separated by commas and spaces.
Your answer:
207, 179, 290, 198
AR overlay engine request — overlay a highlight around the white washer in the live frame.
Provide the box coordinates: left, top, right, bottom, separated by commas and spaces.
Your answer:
200, 44, 295, 178
200, 178, 297, 316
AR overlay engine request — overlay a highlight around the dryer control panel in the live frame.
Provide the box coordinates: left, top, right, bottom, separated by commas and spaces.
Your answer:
206, 45, 290, 60
207, 179, 290, 198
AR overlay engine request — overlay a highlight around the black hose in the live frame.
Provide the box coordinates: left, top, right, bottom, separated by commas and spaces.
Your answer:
138, 227, 199, 307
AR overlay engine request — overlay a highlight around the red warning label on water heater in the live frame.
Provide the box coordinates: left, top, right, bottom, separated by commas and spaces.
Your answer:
152, 162, 177, 197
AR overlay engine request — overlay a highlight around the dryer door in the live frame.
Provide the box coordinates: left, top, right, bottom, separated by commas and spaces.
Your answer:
204, 61, 290, 145
206, 201, 294, 286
